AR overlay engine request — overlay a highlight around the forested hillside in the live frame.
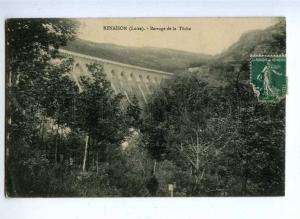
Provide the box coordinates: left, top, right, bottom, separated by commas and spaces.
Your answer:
6, 19, 285, 197
189, 20, 286, 83
144, 20, 285, 196
216, 20, 286, 62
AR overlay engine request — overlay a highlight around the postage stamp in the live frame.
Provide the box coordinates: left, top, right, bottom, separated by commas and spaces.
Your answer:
250, 55, 287, 102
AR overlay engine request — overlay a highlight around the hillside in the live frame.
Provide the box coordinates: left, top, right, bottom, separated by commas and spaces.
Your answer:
215, 20, 286, 63
63, 21, 285, 84
189, 21, 286, 84
63, 39, 212, 73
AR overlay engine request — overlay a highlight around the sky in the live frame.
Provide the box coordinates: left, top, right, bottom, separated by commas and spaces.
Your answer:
78, 17, 278, 55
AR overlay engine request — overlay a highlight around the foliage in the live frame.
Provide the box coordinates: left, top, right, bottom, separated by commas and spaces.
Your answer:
6, 18, 79, 196
6, 19, 285, 197
142, 71, 285, 196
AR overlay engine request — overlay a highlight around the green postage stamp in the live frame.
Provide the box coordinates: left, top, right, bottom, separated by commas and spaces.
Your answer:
250, 55, 287, 102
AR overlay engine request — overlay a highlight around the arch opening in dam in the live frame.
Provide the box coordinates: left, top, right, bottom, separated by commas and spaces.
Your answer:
59, 49, 174, 107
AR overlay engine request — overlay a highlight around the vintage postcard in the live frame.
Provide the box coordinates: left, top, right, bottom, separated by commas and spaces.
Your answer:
5, 17, 286, 197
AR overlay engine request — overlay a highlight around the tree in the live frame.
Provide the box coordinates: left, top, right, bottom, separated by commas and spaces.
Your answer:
222, 82, 285, 196
143, 70, 285, 196
6, 18, 79, 196
73, 63, 128, 172
126, 95, 142, 129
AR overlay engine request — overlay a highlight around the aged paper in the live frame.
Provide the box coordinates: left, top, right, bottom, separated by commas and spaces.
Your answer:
5, 18, 285, 197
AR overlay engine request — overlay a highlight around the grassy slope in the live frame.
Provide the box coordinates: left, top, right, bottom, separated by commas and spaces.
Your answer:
63, 39, 212, 73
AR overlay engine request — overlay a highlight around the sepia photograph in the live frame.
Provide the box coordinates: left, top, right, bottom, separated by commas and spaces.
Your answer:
5, 17, 286, 197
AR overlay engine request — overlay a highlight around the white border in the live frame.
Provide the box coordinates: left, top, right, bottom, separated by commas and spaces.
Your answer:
1, 1, 300, 219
